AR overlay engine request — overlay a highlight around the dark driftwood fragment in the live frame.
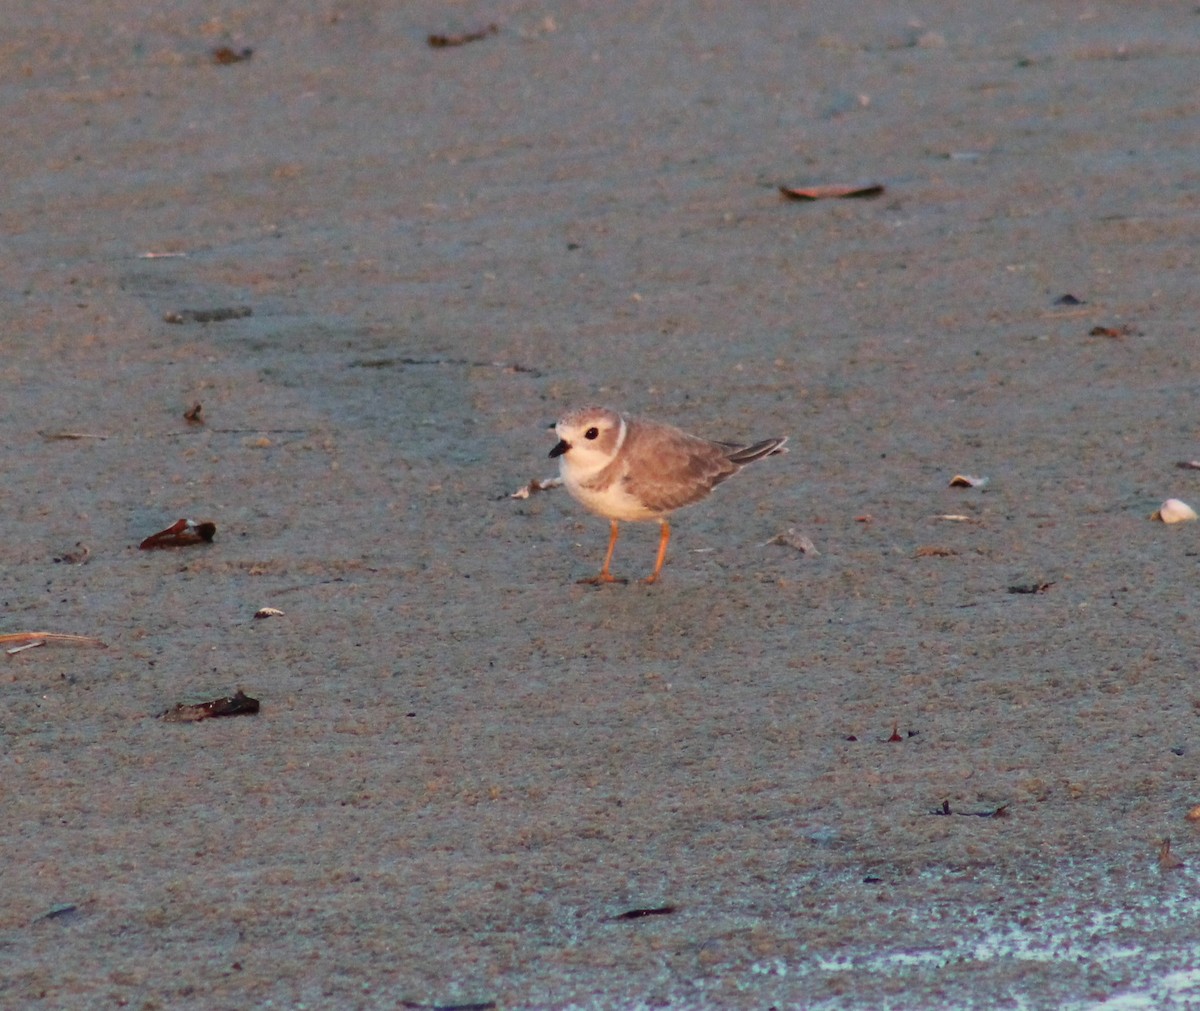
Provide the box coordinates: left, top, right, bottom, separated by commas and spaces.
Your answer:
160, 690, 260, 723
427, 24, 498, 48
612, 905, 676, 921
163, 306, 252, 324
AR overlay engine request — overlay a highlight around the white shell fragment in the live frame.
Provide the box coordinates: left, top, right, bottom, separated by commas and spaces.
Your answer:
948, 474, 988, 488
510, 476, 562, 499
763, 528, 820, 555
254, 607, 286, 619
1151, 499, 1199, 524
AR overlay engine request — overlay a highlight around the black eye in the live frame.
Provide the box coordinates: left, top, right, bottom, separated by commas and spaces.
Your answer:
585, 427, 599, 440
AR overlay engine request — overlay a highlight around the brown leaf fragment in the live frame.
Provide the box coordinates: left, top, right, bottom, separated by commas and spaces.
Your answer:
1185, 804, 1200, 822
1, 632, 107, 653
915, 545, 957, 558
1158, 837, 1185, 871
184, 402, 204, 425
1089, 324, 1137, 338
211, 46, 253, 65
612, 905, 676, 921
427, 23, 498, 48
779, 182, 884, 201
1008, 581, 1055, 594
160, 690, 260, 723
163, 306, 252, 324
139, 518, 217, 549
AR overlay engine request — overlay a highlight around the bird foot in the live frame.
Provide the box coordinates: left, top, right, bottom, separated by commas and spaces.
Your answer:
578, 572, 627, 585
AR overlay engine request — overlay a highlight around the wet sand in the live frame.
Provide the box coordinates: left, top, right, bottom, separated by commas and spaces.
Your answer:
4, 2, 1200, 1008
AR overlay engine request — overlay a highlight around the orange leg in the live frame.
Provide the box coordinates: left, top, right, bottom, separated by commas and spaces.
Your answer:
578, 519, 626, 584
642, 519, 671, 584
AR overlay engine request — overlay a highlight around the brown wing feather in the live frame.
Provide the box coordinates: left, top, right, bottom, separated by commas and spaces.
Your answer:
621, 423, 741, 515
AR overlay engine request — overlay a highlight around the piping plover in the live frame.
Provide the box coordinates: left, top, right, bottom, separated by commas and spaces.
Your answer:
549, 406, 788, 584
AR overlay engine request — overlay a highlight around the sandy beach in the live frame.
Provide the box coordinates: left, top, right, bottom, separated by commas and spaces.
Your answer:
4, 2, 1200, 1007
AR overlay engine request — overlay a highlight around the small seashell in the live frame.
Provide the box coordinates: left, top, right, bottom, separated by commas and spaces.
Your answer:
764, 528, 819, 554
509, 477, 562, 500
949, 474, 988, 488
254, 607, 285, 619
1151, 499, 1199, 524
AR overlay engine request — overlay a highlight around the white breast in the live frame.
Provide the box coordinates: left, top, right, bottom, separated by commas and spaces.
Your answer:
562, 468, 659, 522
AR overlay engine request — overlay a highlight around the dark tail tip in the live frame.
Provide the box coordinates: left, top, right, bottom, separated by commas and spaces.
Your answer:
730, 436, 788, 465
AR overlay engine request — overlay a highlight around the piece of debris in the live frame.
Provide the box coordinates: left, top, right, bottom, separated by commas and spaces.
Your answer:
948, 474, 988, 488
779, 182, 884, 201
611, 906, 676, 921
931, 800, 1009, 818
1054, 294, 1085, 306
163, 306, 252, 324
400, 1001, 497, 1011
38, 431, 108, 441
915, 545, 957, 558
1185, 804, 1200, 822
351, 356, 541, 377
427, 23, 498, 48
509, 477, 562, 500
1158, 837, 1185, 871
1151, 499, 1199, 524
1008, 581, 1055, 594
184, 402, 204, 425
139, 518, 217, 549
885, 723, 918, 743
1089, 324, 1137, 338
53, 542, 91, 565
137, 251, 189, 259
1176, 461, 1200, 471
253, 607, 285, 620
764, 528, 820, 554
1, 632, 107, 654
211, 46, 253, 65
34, 903, 80, 923
935, 514, 973, 522
160, 690, 260, 723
